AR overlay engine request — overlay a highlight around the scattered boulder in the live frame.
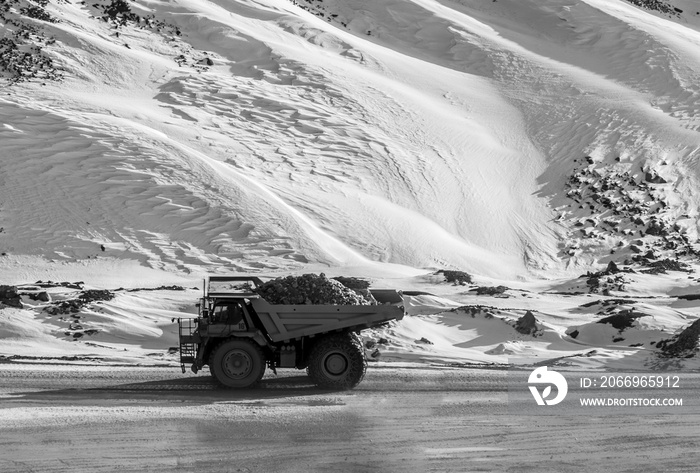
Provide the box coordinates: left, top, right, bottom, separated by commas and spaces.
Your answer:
597, 309, 647, 331
640, 258, 690, 274
79, 289, 114, 302
23, 291, 51, 302
0, 286, 22, 308
560, 156, 696, 268
45, 299, 83, 315
584, 270, 628, 293
126, 285, 186, 292
451, 305, 499, 318
475, 286, 508, 296
0, 0, 62, 84
644, 172, 667, 184
435, 270, 473, 285
645, 221, 667, 236
605, 261, 620, 274
35, 281, 84, 290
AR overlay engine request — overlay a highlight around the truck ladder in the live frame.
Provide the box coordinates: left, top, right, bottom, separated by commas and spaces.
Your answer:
178, 318, 197, 373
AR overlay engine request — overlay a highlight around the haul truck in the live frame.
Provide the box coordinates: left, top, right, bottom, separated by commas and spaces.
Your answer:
177, 276, 404, 389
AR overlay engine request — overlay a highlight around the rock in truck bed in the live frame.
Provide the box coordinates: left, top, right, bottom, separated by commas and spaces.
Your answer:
253, 273, 376, 305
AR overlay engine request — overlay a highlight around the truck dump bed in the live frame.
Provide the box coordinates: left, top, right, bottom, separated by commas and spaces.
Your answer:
249, 292, 403, 343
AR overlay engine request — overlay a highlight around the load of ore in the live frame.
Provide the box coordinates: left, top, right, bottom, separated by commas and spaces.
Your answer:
253, 273, 374, 305
331, 276, 377, 304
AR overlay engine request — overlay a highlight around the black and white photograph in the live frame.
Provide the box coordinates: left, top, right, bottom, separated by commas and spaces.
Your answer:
2, 0, 700, 471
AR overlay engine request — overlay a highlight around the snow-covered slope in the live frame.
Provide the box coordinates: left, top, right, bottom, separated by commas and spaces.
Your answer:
2, 0, 698, 282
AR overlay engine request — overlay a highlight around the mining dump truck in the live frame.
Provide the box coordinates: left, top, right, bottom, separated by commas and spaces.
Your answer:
177, 276, 404, 390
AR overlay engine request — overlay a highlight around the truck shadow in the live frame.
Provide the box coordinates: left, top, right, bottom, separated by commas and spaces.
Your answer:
9, 373, 347, 403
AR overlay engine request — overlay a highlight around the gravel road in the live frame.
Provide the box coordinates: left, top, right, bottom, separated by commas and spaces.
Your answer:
1, 363, 700, 472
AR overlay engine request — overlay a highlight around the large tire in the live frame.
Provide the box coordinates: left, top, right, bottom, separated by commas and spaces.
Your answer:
307, 333, 367, 390
209, 338, 266, 388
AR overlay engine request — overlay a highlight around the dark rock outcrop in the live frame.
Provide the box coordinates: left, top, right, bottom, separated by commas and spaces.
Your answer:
644, 171, 667, 184
597, 309, 646, 331
658, 319, 700, 358
0, 286, 22, 308
515, 311, 538, 335
436, 270, 473, 285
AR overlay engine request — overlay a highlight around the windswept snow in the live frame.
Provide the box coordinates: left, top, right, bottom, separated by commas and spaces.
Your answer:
2, 0, 699, 278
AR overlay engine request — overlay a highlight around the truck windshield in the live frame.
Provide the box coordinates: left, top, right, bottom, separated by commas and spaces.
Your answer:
212, 304, 244, 325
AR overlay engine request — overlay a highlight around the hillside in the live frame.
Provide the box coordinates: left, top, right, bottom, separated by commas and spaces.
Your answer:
1, 0, 698, 282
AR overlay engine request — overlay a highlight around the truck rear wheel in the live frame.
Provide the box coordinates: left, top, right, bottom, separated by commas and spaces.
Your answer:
209, 338, 266, 388
307, 333, 367, 390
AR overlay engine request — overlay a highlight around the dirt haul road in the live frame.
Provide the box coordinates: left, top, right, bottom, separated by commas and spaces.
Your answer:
1, 363, 700, 472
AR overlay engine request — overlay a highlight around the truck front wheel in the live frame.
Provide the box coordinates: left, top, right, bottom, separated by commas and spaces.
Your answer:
209, 338, 266, 388
307, 334, 367, 390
